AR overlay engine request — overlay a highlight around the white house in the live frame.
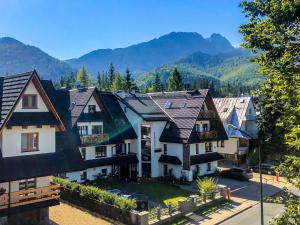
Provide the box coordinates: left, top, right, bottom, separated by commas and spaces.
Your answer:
0, 71, 83, 224
213, 97, 258, 163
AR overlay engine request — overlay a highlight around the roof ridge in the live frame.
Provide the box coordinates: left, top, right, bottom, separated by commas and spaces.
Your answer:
1, 70, 34, 79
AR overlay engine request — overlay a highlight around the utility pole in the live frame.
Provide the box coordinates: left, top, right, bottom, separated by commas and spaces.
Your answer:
258, 140, 264, 225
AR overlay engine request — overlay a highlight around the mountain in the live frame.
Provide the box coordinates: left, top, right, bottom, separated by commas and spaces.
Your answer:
66, 32, 234, 75
136, 48, 262, 88
0, 37, 73, 80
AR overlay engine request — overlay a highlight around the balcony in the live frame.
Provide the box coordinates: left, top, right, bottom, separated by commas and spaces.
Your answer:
198, 110, 217, 119
80, 133, 109, 146
0, 184, 60, 215
196, 130, 218, 140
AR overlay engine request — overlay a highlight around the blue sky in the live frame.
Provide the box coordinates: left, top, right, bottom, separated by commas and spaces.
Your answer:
0, 0, 246, 60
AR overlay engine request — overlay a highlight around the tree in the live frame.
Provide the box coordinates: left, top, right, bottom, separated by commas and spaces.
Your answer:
240, 1, 300, 224
111, 73, 124, 92
108, 63, 115, 86
167, 68, 184, 91
123, 68, 138, 91
151, 73, 164, 92
76, 65, 90, 87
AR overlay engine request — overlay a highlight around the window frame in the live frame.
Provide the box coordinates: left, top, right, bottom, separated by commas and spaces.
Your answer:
196, 143, 199, 154
221, 140, 225, 148
78, 126, 88, 136
95, 146, 107, 158
22, 94, 38, 109
88, 105, 96, 113
207, 162, 211, 171
21, 132, 39, 152
80, 171, 87, 181
19, 178, 36, 190
92, 125, 103, 135
205, 142, 212, 153
163, 144, 167, 155
81, 148, 86, 160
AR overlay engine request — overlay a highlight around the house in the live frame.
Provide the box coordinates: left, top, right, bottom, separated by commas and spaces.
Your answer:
213, 97, 258, 163
53, 87, 138, 182
0, 71, 83, 225
117, 90, 227, 181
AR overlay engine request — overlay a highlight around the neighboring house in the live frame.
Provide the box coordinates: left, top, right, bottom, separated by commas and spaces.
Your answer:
54, 87, 138, 183
213, 97, 258, 163
0, 71, 83, 224
117, 90, 227, 181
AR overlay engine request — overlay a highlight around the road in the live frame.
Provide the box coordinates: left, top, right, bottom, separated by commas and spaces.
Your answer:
220, 202, 284, 225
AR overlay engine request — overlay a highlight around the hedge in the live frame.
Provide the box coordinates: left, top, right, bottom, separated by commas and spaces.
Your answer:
54, 177, 137, 211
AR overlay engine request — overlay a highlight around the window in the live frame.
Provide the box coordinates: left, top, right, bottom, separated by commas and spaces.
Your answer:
205, 142, 212, 152
88, 105, 96, 113
202, 124, 208, 132
101, 168, 107, 176
249, 108, 252, 114
79, 126, 88, 136
80, 171, 87, 180
92, 125, 103, 135
221, 140, 225, 148
22, 95, 37, 109
164, 101, 172, 109
95, 146, 107, 158
196, 165, 200, 174
195, 124, 200, 132
217, 141, 219, 147
163, 144, 167, 155
128, 143, 131, 153
207, 162, 211, 171
19, 179, 36, 190
21, 133, 39, 152
81, 148, 86, 160
164, 165, 168, 176
196, 144, 199, 154
141, 125, 151, 139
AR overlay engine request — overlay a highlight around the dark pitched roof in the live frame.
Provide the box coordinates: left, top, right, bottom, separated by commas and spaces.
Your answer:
0, 71, 33, 126
6, 112, 58, 126
149, 90, 208, 143
158, 155, 182, 165
190, 152, 224, 165
116, 92, 169, 121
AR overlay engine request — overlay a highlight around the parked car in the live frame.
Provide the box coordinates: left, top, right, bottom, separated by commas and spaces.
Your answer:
250, 163, 276, 175
220, 168, 253, 181
120, 191, 134, 198
107, 189, 122, 195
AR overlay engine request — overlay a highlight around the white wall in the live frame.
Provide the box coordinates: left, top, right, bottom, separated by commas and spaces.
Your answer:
14, 81, 48, 112
2, 126, 56, 157
83, 96, 101, 113
190, 141, 218, 155
147, 121, 166, 177
80, 144, 114, 160
191, 161, 218, 177
217, 138, 238, 155
66, 166, 112, 182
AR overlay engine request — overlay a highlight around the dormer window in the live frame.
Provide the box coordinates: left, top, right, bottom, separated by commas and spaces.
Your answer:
88, 105, 96, 113
22, 94, 37, 109
21, 133, 39, 152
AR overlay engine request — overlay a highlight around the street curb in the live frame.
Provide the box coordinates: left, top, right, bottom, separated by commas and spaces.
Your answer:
214, 203, 258, 225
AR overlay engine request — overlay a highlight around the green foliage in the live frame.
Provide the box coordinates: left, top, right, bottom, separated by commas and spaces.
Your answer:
108, 63, 115, 86
123, 68, 138, 91
111, 73, 124, 92
76, 65, 90, 86
54, 177, 137, 211
196, 177, 218, 199
167, 68, 184, 91
239, 0, 300, 224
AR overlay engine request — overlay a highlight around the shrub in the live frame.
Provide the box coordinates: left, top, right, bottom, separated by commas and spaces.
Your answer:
197, 177, 218, 200
54, 177, 137, 211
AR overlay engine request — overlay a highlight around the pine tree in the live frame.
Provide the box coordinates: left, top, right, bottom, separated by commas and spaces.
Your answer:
108, 63, 115, 86
123, 68, 134, 91
167, 68, 184, 91
76, 65, 90, 87
152, 73, 163, 92
111, 73, 124, 92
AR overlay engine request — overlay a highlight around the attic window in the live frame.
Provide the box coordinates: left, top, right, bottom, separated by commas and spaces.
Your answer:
166, 123, 171, 129
22, 95, 37, 109
164, 101, 172, 109
223, 107, 228, 112
239, 98, 245, 103
69, 102, 76, 111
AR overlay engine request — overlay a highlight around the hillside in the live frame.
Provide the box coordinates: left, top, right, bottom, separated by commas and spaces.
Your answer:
0, 37, 73, 80
136, 49, 262, 88
66, 32, 234, 75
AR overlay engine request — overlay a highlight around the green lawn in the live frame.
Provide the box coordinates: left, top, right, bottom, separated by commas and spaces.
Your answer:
96, 180, 194, 206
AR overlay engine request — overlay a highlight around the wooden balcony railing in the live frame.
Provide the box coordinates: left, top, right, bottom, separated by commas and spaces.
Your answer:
198, 110, 217, 119
80, 133, 109, 145
197, 130, 218, 140
0, 184, 60, 210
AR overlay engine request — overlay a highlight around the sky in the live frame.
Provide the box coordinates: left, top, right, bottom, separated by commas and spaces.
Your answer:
0, 0, 247, 60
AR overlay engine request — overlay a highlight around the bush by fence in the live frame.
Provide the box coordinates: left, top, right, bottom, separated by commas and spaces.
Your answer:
54, 177, 137, 224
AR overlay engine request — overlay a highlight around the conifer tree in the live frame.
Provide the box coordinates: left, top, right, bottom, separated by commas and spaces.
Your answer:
167, 68, 184, 91
108, 63, 115, 86
76, 65, 90, 87
152, 73, 164, 92
111, 73, 124, 92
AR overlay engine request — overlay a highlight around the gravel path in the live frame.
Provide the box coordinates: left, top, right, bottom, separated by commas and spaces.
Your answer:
49, 202, 119, 225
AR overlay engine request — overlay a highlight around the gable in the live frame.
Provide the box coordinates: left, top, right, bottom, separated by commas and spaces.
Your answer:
14, 81, 49, 112
83, 95, 101, 113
